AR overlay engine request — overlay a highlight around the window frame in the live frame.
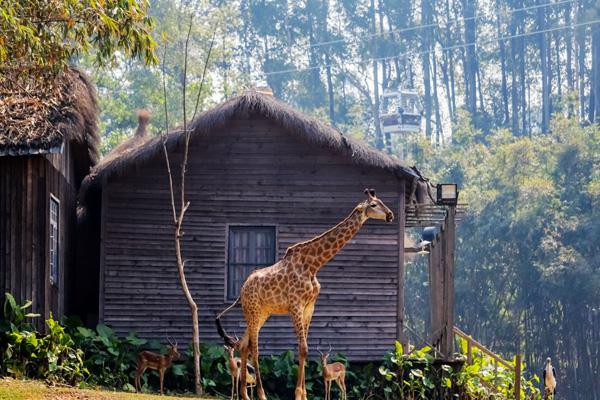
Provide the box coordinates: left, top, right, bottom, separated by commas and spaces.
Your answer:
225, 225, 277, 301
49, 194, 60, 287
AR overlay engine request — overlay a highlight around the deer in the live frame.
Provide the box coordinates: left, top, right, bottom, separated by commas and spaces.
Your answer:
318, 345, 347, 400
225, 345, 256, 400
134, 337, 180, 395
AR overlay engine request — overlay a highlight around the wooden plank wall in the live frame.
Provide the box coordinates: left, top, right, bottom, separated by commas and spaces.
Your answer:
100, 118, 405, 361
0, 154, 76, 326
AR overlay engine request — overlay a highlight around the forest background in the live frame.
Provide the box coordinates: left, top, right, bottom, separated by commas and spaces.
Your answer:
76, 1, 599, 399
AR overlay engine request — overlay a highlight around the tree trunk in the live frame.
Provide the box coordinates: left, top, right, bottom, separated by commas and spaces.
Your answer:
510, 11, 520, 135
520, 32, 527, 136
497, 2, 510, 126
325, 54, 335, 125
576, 0, 587, 121
591, 27, 600, 122
370, 0, 384, 149
464, 0, 478, 116
421, 0, 433, 139
432, 48, 443, 144
538, 1, 550, 133
565, 2, 575, 116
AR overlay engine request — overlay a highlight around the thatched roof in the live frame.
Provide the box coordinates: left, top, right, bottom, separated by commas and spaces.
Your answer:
0, 67, 100, 182
81, 92, 417, 199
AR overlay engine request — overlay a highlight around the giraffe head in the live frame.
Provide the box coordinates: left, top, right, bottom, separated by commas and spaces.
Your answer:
360, 188, 394, 222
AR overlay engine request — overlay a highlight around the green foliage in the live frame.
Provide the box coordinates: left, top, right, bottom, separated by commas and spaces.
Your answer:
70, 322, 148, 391
0, 294, 86, 384
377, 343, 456, 400
408, 112, 600, 397
0, 300, 545, 399
455, 338, 541, 400
0, 0, 157, 69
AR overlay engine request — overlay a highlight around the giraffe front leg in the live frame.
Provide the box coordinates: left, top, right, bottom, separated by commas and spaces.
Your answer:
301, 301, 316, 400
291, 307, 308, 400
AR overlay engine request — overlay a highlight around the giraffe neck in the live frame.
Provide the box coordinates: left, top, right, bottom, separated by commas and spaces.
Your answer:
287, 206, 366, 275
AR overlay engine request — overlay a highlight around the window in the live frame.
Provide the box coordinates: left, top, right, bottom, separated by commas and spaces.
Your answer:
49, 196, 60, 286
227, 226, 276, 300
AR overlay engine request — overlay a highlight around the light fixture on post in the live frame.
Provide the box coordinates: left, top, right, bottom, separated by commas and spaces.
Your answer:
436, 183, 459, 206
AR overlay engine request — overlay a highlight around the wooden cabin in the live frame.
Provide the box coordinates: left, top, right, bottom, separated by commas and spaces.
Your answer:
79, 92, 427, 360
0, 68, 99, 324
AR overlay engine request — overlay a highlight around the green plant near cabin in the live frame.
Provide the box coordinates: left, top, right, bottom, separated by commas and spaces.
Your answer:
0, 293, 86, 384
1, 294, 545, 398
378, 342, 455, 400
69, 321, 149, 391
455, 337, 542, 400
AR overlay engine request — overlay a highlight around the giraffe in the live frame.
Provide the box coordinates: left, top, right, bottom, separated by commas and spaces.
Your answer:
216, 188, 394, 400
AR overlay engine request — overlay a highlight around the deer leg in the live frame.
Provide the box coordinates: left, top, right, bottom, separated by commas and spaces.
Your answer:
136, 366, 147, 393
159, 368, 165, 395
340, 375, 347, 400
291, 308, 308, 400
230, 372, 236, 400
239, 332, 251, 400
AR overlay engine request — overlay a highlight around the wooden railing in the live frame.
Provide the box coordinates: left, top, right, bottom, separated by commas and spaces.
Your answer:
453, 326, 522, 400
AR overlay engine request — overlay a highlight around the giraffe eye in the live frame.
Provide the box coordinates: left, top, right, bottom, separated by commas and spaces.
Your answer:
370, 203, 377, 208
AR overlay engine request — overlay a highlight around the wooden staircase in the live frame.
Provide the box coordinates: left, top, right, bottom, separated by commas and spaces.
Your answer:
453, 326, 523, 400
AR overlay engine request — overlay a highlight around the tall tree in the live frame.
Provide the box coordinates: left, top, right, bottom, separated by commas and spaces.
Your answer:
0, 0, 156, 69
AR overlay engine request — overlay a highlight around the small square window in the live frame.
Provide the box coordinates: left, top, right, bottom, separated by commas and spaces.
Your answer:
49, 196, 60, 286
227, 226, 275, 300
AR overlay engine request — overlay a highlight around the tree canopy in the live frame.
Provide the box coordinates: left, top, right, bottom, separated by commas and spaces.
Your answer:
0, 0, 156, 69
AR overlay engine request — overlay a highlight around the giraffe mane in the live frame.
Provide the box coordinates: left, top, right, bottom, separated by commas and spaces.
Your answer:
283, 206, 364, 258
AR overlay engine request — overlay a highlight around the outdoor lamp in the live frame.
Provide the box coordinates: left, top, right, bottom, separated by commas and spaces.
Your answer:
436, 183, 459, 205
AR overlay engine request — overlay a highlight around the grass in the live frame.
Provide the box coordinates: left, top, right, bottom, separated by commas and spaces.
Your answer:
0, 378, 215, 400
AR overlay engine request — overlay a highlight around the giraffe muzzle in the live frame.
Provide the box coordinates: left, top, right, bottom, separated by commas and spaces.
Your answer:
386, 212, 394, 222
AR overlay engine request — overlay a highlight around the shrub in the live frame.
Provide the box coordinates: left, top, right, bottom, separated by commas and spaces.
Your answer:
0, 293, 543, 399
0, 293, 86, 384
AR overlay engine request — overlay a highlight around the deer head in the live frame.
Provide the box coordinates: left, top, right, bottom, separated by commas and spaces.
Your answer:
166, 335, 180, 360
317, 344, 333, 364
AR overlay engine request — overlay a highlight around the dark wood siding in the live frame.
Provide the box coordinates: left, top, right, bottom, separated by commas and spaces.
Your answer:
100, 118, 404, 360
0, 148, 76, 326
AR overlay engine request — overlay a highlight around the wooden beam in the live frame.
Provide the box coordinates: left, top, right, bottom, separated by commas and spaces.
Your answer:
441, 206, 456, 358
515, 354, 522, 400
397, 179, 407, 348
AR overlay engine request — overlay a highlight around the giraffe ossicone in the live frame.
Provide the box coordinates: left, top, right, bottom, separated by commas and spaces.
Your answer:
216, 188, 394, 400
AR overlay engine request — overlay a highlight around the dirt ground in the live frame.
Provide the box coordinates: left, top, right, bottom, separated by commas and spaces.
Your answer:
0, 378, 213, 400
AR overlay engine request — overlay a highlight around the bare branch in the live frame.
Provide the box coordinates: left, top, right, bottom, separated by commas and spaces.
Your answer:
192, 28, 218, 122
161, 43, 177, 225
179, 15, 194, 220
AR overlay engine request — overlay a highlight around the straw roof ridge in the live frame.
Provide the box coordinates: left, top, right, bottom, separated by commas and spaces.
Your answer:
0, 67, 99, 167
80, 91, 416, 203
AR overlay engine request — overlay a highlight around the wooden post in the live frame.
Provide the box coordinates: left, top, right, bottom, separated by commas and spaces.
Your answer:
515, 354, 522, 400
397, 180, 407, 348
429, 233, 443, 354
467, 340, 472, 365
441, 205, 456, 358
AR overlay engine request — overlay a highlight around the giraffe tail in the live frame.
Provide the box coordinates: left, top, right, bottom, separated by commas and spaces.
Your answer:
215, 297, 241, 348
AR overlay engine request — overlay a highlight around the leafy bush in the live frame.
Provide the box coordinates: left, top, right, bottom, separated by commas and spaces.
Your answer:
0, 293, 86, 384
455, 337, 542, 400
69, 321, 149, 391
0, 293, 544, 399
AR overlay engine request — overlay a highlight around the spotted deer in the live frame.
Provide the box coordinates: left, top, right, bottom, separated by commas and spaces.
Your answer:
318, 345, 347, 400
134, 339, 180, 394
225, 345, 256, 400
